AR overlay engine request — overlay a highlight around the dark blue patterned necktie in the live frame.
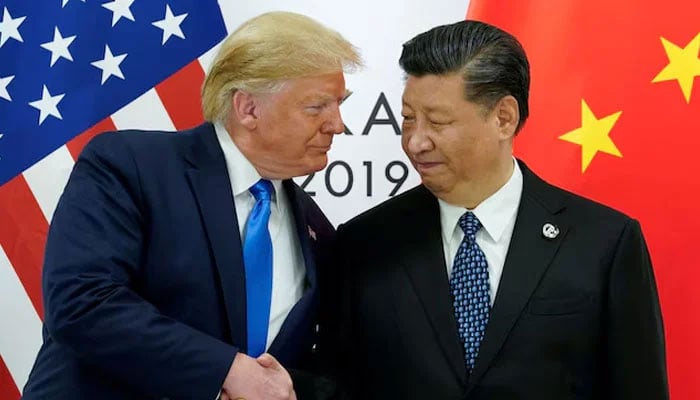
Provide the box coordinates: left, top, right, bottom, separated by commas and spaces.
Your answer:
449, 211, 491, 372
243, 179, 274, 357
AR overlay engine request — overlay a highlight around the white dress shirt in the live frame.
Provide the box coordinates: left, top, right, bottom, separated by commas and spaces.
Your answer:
214, 123, 305, 349
439, 159, 523, 305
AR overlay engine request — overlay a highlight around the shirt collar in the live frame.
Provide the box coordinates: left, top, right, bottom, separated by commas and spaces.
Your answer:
214, 122, 283, 207
439, 158, 523, 242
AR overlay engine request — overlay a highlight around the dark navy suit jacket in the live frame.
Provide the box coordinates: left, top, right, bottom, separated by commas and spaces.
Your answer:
22, 123, 335, 399
331, 161, 668, 400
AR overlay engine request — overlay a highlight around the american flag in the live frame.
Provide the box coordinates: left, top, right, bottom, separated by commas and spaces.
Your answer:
0, 0, 227, 396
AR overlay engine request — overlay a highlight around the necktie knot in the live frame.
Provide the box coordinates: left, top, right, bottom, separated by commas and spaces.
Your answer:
458, 212, 482, 243
250, 179, 274, 202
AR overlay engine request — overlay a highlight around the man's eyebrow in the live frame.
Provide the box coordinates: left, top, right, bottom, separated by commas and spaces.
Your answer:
423, 105, 451, 114
300, 89, 353, 105
400, 100, 451, 114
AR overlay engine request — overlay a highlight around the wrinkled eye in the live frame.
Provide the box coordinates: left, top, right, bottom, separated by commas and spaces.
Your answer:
305, 104, 325, 114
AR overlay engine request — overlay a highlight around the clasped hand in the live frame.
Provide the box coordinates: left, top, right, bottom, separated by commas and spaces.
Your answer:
220, 352, 297, 400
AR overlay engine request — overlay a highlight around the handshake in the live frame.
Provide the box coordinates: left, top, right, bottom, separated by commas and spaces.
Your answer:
220, 352, 297, 400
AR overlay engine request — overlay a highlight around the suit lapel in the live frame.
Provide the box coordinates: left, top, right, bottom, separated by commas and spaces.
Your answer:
399, 187, 469, 386
267, 181, 317, 363
284, 180, 318, 289
184, 124, 248, 350
469, 161, 569, 386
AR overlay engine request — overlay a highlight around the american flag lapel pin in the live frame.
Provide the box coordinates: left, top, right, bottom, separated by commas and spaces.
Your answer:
308, 225, 317, 241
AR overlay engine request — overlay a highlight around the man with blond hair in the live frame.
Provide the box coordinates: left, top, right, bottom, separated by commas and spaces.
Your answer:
22, 11, 361, 400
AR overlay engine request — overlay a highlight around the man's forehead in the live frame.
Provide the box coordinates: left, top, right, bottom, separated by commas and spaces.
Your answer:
300, 88, 351, 101
402, 97, 454, 113
402, 77, 464, 112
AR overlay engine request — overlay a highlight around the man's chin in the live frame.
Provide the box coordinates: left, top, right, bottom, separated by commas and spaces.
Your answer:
295, 156, 328, 177
312, 155, 329, 171
420, 176, 445, 196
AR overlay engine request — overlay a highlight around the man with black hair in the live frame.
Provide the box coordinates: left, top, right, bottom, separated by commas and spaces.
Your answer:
330, 19, 668, 400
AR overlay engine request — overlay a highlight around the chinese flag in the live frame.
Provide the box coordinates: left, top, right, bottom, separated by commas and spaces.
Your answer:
468, 1, 700, 399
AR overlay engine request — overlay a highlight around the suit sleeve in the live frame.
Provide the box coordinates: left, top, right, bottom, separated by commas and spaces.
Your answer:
606, 218, 669, 399
42, 133, 235, 400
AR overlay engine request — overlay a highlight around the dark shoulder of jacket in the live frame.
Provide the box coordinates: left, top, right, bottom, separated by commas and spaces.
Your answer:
526, 170, 635, 230
339, 185, 429, 232
84, 128, 198, 162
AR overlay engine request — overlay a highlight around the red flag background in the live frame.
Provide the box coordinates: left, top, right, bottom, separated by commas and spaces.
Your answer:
468, 1, 700, 399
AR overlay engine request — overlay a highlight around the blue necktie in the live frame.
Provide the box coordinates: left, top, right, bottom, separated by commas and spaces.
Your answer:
243, 179, 274, 357
449, 212, 491, 372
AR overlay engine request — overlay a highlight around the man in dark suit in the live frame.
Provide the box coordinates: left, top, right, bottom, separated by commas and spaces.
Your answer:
330, 20, 668, 399
22, 11, 361, 400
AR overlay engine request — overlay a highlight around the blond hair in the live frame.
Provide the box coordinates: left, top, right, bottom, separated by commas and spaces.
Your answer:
201, 11, 362, 123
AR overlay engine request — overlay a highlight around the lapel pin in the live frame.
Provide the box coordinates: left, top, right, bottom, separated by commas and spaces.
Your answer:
542, 223, 559, 240
308, 226, 317, 241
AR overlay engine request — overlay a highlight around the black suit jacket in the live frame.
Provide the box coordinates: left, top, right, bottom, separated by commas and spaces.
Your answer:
23, 123, 336, 399
329, 161, 668, 400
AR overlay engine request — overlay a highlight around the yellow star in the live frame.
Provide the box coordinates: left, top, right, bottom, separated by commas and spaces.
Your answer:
559, 99, 623, 173
652, 32, 700, 103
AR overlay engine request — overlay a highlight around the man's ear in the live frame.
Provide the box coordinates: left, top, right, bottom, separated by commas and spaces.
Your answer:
232, 90, 261, 130
495, 95, 520, 139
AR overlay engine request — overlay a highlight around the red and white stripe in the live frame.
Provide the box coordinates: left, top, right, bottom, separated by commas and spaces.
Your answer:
0, 44, 218, 397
